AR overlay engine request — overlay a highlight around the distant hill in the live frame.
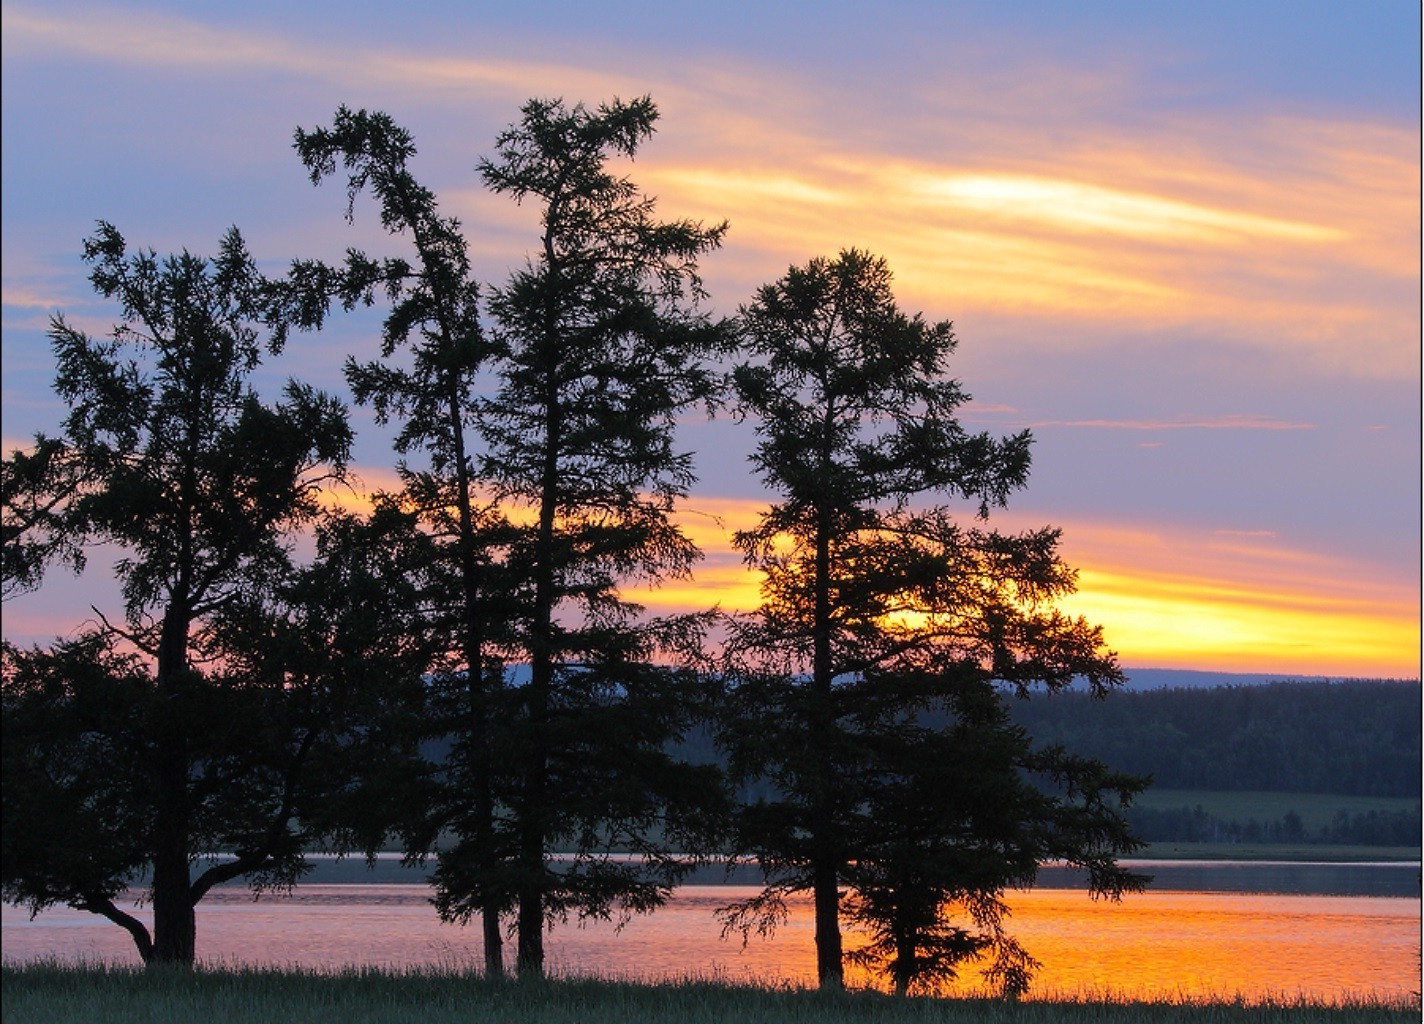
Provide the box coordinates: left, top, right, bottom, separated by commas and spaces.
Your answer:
1010, 678, 1420, 797
1120, 667, 1418, 690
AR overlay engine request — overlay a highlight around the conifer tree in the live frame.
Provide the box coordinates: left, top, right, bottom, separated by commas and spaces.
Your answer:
719, 249, 1144, 993
477, 96, 731, 975
0, 223, 378, 965
1, 435, 87, 600
292, 106, 516, 973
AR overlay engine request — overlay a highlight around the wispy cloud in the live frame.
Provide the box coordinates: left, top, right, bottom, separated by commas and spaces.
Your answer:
2, 5, 578, 96
5, 4, 1416, 379
2, 3, 1416, 678
1025, 415, 1315, 431
0, 284, 67, 310
901, 172, 1346, 245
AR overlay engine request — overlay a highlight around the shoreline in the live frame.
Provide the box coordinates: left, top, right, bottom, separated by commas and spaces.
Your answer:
1136, 843, 1420, 863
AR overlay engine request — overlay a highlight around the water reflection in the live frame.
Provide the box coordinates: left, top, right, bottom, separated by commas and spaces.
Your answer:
3, 872, 1419, 1004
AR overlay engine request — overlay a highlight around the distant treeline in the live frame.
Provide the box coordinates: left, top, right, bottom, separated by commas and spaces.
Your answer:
1008, 680, 1421, 798
1128, 802, 1420, 847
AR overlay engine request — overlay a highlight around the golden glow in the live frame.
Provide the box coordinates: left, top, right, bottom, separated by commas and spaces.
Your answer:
1059, 568, 1417, 678
550, 885, 1422, 1003
902, 172, 1345, 244
646, 147, 1417, 376
617, 497, 1422, 679
291, 476, 1424, 679
909, 890, 1421, 1002
5, 7, 1417, 677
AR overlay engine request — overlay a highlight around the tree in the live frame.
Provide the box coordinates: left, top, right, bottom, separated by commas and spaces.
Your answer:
2, 505, 441, 966
1, 435, 87, 600
290, 105, 516, 974
839, 672, 1146, 995
0, 223, 370, 965
718, 249, 1144, 994
476, 96, 731, 975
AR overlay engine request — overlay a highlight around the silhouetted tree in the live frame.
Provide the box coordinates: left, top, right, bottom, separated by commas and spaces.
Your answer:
290, 105, 517, 973
2, 505, 441, 966
2, 435, 88, 600
841, 675, 1146, 995
477, 95, 731, 975
718, 249, 1144, 994
0, 223, 368, 965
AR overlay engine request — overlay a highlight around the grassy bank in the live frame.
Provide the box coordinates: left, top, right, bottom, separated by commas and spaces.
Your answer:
2, 963, 1417, 1024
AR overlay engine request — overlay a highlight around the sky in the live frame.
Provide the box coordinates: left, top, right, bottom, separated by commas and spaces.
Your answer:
1, 1, 1419, 678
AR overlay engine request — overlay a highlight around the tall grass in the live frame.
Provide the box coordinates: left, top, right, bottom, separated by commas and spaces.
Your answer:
2, 962, 1416, 1024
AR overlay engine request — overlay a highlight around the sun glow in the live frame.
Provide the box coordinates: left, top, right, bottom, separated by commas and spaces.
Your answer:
906, 172, 1346, 244
315, 477, 1414, 681
618, 498, 1421, 679
640, 113, 1417, 376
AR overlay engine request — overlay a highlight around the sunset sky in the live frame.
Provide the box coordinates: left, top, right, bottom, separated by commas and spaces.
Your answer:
2, 1, 1419, 678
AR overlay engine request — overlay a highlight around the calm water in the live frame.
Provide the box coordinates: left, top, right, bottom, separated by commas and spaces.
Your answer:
3, 862, 1419, 1003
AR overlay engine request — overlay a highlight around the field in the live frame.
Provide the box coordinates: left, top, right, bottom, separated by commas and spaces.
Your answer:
1140, 842, 1420, 862
3, 964, 1418, 1024
1133, 790, 1421, 834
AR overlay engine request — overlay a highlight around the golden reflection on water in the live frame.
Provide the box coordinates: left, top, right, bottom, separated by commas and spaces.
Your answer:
935, 890, 1419, 1002
3, 883, 1418, 1004
564, 886, 1421, 1003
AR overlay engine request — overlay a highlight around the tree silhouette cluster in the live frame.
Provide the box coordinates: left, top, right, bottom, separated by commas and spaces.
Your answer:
1, 97, 1144, 996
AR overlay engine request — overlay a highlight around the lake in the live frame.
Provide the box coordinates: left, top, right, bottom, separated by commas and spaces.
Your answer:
3, 859, 1419, 1003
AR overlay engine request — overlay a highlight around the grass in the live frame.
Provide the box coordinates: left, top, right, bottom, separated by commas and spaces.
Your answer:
1, 963, 1417, 1024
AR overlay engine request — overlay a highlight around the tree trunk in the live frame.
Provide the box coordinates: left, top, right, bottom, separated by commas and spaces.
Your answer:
810, 493, 843, 989
812, 847, 843, 988
516, 399, 560, 978
515, 642, 549, 976
149, 847, 196, 965
448, 358, 505, 979
466, 662, 505, 977
892, 918, 914, 996
150, 601, 197, 966
150, 734, 195, 966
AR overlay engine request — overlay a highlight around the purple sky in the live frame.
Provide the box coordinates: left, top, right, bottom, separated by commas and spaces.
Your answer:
2, 1, 1419, 676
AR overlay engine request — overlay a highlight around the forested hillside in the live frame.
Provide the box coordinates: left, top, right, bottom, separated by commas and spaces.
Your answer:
1009, 679, 1420, 797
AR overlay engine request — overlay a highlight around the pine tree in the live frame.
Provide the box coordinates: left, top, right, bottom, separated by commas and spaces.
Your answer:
477, 96, 731, 975
291, 106, 516, 973
719, 249, 1144, 993
0, 223, 372, 965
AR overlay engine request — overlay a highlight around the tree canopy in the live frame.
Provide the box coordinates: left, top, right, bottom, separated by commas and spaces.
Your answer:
292, 103, 517, 973
0, 223, 379, 964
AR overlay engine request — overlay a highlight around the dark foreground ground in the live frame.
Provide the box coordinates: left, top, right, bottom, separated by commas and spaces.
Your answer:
2, 963, 1417, 1024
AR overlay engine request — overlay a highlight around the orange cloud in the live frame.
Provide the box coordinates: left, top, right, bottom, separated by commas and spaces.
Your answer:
7, 5, 1415, 379
898, 171, 1346, 245
644, 141, 1417, 377
622, 498, 1421, 679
